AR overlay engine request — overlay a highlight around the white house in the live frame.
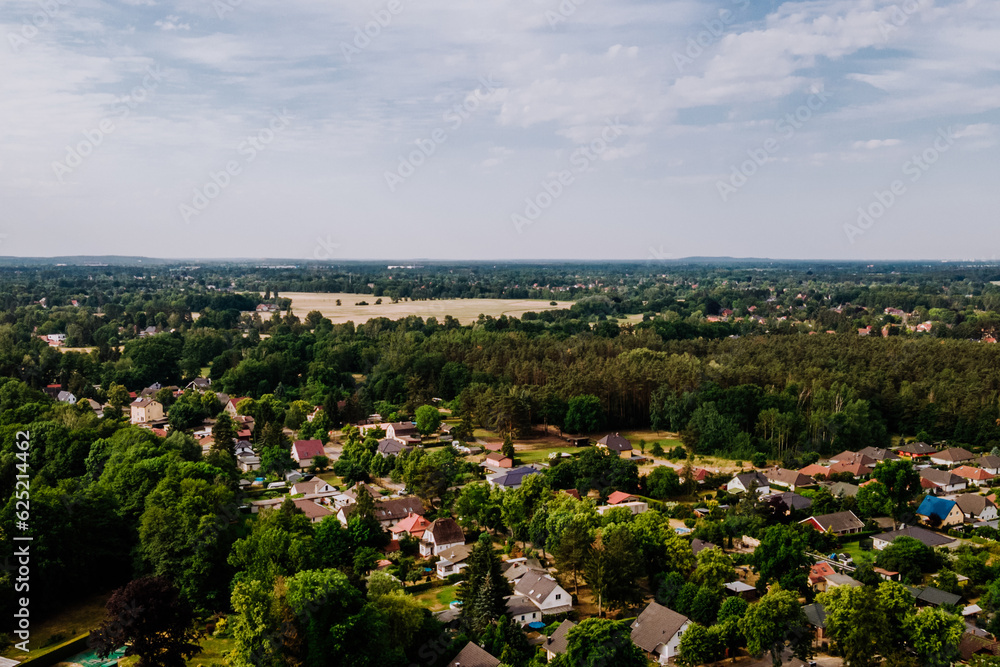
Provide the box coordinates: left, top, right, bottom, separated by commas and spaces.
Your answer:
57, 391, 77, 404
291, 479, 335, 496
436, 544, 474, 579
630, 601, 691, 664
512, 569, 573, 615
507, 595, 542, 626
596, 500, 649, 516
726, 471, 771, 495
419, 518, 465, 557
290, 440, 326, 469
952, 494, 999, 523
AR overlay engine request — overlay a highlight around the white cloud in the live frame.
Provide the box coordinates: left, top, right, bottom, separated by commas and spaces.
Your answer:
852, 139, 901, 149
155, 16, 191, 31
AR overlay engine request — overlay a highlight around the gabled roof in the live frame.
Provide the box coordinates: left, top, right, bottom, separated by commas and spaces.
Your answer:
388, 421, 418, 435
597, 433, 633, 452
821, 481, 860, 497
976, 455, 1000, 469
954, 466, 995, 481
691, 538, 717, 555
764, 467, 814, 487
377, 438, 411, 455
920, 468, 965, 488
447, 642, 500, 667
513, 569, 562, 604
825, 573, 862, 588
898, 442, 937, 456
802, 510, 864, 533
390, 512, 431, 536
828, 450, 860, 463
931, 447, 975, 462
857, 447, 900, 462
953, 494, 996, 516
438, 543, 475, 564
873, 524, 956, 548
489, 466, 541, 488
809, 561, 836, 583
545, 620, 576, 655
291, 439, 325, 459
731, 471, 770, 489
291, 498, 334, 521
909, 586, 962, 607
341, 497, 425, 523
917, 495, 958, 519
630, 601, 689, 653
799, 464, 830, 477
803, 602, 827, 628
765, 491, 813, 511
607, 491, 640, 505
484, 451, 512, 463
426, 518, 465, 545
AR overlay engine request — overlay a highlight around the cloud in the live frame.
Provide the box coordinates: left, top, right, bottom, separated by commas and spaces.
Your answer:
852, 139, 901, 149
155, 15, 191, 31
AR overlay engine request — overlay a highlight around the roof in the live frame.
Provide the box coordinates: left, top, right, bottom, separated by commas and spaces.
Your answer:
390, 512, 431, 536
607, 490, 640, 505
803, 602, 827, 629
809, 561, 836, 583
920, 468, 965, 487
828, 459, 874, 477
545, 620, 576, 655
954, 466, 995, 481
932, 447, 975, 462
131, 398, 158, 408
910, 586, 962, 607
731, 471, 770, 489
724, 581, 756, 593
825, 574, 862, 588
377, 438, 411, 455
898, 441, 938, 456
765, 491, 813, 511
484, 451, 512, 463
489, 466, 541, 488
341, 497, 425, 523
507, 594, 538, 616
954, 493, 996, 515
805, 510, 864, 533
917, 495, 958, 520
765, 467, 815, 487
691, 538, 717, 555
630, 601, 689, 653
799, 464, 830, 477
389, 421, 418, 435
438, 543, 475, 564
291, 499, 334, 521
976, 455, 1000, 469
873, 524, 956, 548
959, 633, 1000, 661
857, 446, 900, 462
447, 642, 500, 667
821, 481, 860, 497
514, 569, 562, 604
426, 518, 465, 545
291, 439, 325, 459
597, 433, 633, 452
828, 450, 860, 462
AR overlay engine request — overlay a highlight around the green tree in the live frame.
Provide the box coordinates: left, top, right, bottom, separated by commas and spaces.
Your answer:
414, 404, 442, 435
875, 536, 939, 585
692, 546, 736, 589
551, 618, 647, 667
905, 607, 964, 667
820, 584, 893, 667
645, 466, 681, 499
457, 533, 512, 632
677, 622, 721, 667
857, 480, 893, 517
564, 394, 604, 433
750, 524, 810, 591
739, 587, 812, 667
872, 459, 921, 516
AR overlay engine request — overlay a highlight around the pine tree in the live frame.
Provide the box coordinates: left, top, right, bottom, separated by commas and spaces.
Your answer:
458, 533, 512, 632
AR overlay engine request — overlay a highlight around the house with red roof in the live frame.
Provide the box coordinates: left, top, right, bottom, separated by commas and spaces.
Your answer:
607, 491, 641, 505
225, 397, 250, 419
954, 466, 996, 486
291, 439, 326, 468
390, 512, 432, 540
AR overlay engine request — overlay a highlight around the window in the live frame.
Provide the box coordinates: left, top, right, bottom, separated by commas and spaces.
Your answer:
555, 594, 561, 600
521, 616, 525, 621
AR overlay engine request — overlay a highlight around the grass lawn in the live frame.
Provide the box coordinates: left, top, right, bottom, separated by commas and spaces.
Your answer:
413, 583, 459, 612
187, 634, 234, 666
836, 539, 875, 565
518, 447, 578, 465
0, 591, 110, 661
316, 471, 344, 487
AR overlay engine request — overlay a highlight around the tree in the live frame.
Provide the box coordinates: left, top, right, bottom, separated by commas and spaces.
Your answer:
872, 459, 921, 515
552, 618, 647, 667
750, 524, 810, 591
857, 480, 893, 518
738, 587, 812, 667
229, 579, 279, 667
414, 404, 441, 435
645, 466, 681, 499
211, 412, 237, 456
91, 577, 202, 667
689, 584, 722, 625
108, 382, 130, 411
819, 584, 893, 667
905, 607, 964, 667
309, 454, 329, 472
552, 512, 596, 596
564, 394, 604, 433
692, 546, 736, 589
876, 536, 939, 584
677, 622, 721, 667
457, 533, 512, 632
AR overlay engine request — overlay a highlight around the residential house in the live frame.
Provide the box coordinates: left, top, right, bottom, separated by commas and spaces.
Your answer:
376, 438, 412, 457
764, 491, 813, 513
828, 450, 860, 463
130, 399, 164, 425
820, 480, 860, 498
803, 603, 827, 642
290, 479, 335, 496
825, 574, 863, 589
224, 397, 249, 419
930, 447, 975, 468
954, 466, 996, 486
858, 446, 900, 462
333, 482, 380, 508
607, 491, 641, 505
483, 452, 513, 469
596, 433, 634, 458
487, 466, 541, 490
390, 513, 432, 541
436, 543, 474, 579
81, 398, 103, 416
691, 539, 717, 555
630, 601, 691, 665
827, 453, 877, 478
764, 467, 815, 491
544, 620, 576, 661
337, 497, 426, 528
872, 524, 957, 550
808, 561, 837, 591
185, 378, 212, 391
447, 642, 499, 667
386, 422, 420, 442
57, 391, 77, 404
908, 586, 962, 608
975, 455, 1000, 475
726, 471, 771, 495
512, 569, 573, 615
800, 510, 864, 536
419, 518, 465, 557
920, 468, 967, 495
507, 595, 542, 626
291, 440, 326, 468
597, 500, 648, 516
237, 454, 261, 472
959, 634, 1000, 663
952, 494, 999, 523
897, 442, 938, 460
916, 495, 965, 528
798, 464, 830, 479
291, 499, 335, 524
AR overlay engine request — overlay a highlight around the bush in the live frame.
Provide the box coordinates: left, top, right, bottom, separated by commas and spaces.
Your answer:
446, 573, 466, 585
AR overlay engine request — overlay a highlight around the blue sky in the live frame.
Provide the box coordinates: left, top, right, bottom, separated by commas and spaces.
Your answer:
1, 0, 998, 260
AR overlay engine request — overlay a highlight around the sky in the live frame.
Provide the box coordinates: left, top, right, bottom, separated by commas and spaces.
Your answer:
1, 0, 998, 261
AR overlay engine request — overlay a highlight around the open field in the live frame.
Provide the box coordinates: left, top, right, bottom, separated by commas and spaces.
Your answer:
412, 583, 459, 611
260, 292, 574, 325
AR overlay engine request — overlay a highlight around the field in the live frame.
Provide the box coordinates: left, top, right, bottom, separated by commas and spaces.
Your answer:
261, 292, 574, 325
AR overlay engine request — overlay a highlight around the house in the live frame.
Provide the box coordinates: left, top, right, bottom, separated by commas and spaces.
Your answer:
436, 543, 475, 579
874, 567, 900, 582
630, 601, 691, 664
764, 491, 813, 513
809, 562, 837, 591
803, 603, 827, 642
333, 482, 380, 508
764, 467, 815, 491
872, 524, 957, 550
597, 500, 648, 516
827, 450, 860, 463
959, 634, 1000, 663
507, 595, 542, 626
798, 464, 831, 478
828, 453, 877, 478
726, 471, 771, 495
908, 585, 962, 608
897, 442, 937, 460
954, 466, 996, 486
487, 466, 541, 490
291, 440, 326, 468
691, 539, 717, 555
256, 303, 280, 313
390, 513, 432, 540
419, 518, 465, 557
291, 498, 335, 524
344, 497, 426, 528
483, 452, 513, 469
607, 491, 641, 505
596, 433, 634, 458
952, 494, 999, 522
800, 510, 864, 536
920, 468, 967, 495
447, 641, 500, 667
386, 422, 419, 441
975, 455, 1000, 475
820, 480, 860, 498
290, 479, 335, 496
930, 447, 975, 467
857, 446, 900, 462
57, 391, 77, 404
186, 377, 212, 391
512, 569, 573, 614
376, 438, 412, 457
130, 399, 164, 425
916, 495, 965, 528
237, 454, 261, 472
544, 620, 576, 661
82, 398, 103, 416
825, 573, 863, 589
